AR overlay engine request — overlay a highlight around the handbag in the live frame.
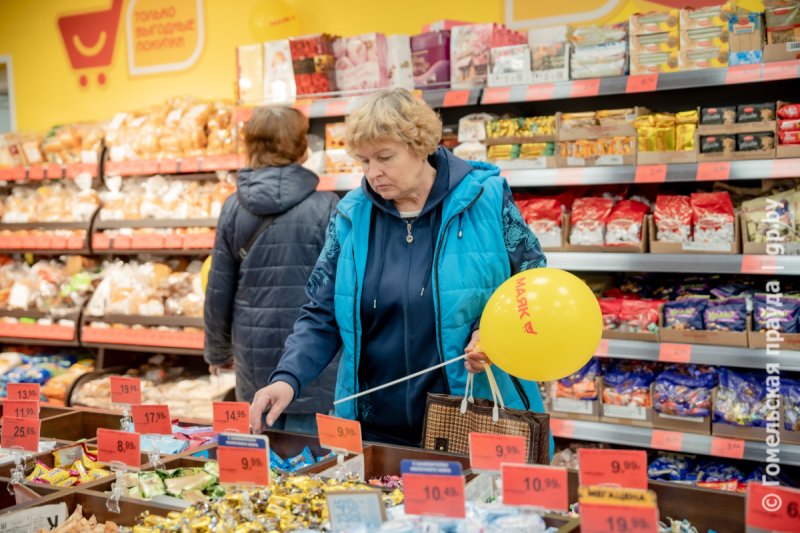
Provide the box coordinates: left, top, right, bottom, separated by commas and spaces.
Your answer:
421, 364, 550, 465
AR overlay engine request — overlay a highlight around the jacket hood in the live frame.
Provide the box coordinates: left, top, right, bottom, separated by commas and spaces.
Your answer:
236, 164, 320, 215
362, 146, 475, 218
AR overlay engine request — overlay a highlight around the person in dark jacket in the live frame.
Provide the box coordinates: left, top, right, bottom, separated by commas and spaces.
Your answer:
249, 89, 553, 452
204, 106, 339, 433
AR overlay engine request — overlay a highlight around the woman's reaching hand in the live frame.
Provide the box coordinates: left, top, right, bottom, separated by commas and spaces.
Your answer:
464, 329, 491, 373
250, 381, 295, 433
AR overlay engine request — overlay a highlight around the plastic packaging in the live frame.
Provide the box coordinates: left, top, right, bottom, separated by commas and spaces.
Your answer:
653, 365, 716, 417
570, 197, 613, 245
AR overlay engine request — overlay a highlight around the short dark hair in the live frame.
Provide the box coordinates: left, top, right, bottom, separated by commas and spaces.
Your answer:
245, 107, 308, 168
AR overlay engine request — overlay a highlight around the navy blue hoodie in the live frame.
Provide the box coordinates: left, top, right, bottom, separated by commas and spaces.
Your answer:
271, 148, 545, 445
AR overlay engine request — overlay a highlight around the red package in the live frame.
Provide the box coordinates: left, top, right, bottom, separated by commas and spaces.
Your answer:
690, 192, 735, 243
517, 198, 563, 248
779, 119, 800, 131
778, 103, 800, 119
654, 195, 692, 243
619, 299, 664, 333
605, 199, 649, 245
587, 184, 629, 202
513, 190, 575, 210
598, 298, 622, 330
779, 130, 800, 144
569, 198, 614, 245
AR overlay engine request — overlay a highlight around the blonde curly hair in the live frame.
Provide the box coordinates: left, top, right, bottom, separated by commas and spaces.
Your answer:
345, 89, 442, 158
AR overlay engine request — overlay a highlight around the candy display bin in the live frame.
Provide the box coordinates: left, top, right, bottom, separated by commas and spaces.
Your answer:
598, 380, 654, 429
657, 313, 751, 348
650, 383, 713, 436
647, 214, 743, 254
710, 392, 777, 443
544, 378, 602, 422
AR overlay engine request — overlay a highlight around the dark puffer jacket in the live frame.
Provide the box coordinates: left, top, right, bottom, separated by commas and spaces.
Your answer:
204, 164, 340, 414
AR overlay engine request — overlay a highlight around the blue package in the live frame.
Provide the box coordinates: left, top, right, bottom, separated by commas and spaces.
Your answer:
316, 451, 335, 463
713, 368, 769, 427
653, 365, 716, 417
286, 446, 316, 470
603, 362, 656, 400
648, 452, 694, 481
754, 293, 799, 333
704, 296, 747, 332
781, 378, 800, 432
729, 50, 762, 66
558, 358, 601, 400
664, 297, 709, 330
193, 450, 210, 459
676, 279, 711, 298
687, 459, 744, 484
745, 465, 798, 488
270, 449, 288, 470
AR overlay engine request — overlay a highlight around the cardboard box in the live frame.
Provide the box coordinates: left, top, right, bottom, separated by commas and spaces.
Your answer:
565, 212, 648, 253
531, 42, 571, 83
748, 328, 800, 351
630, 10, 680, 35
680, 4, 734, 30
777, 100, 800, 159
696, 130, 776, 162
545, 378, 601, 422
658, 313, 751, 348
712, 415, 770, 443
651, 383, 713, 435
729, 13, 763, 54
488, 45, 533, 87
630, 51, 680, 75
763, 41, 800, 62
557, 108, 648, 141
740, 214, 800, 256
679, 47, 729, 70
680, 27, 730, 50
780, 394, 800, 446
637, 149, 697, 165
648, 215, 742, 254
602, 328, 659, 343
631, 31, 680, 54
599, 380, 654, 429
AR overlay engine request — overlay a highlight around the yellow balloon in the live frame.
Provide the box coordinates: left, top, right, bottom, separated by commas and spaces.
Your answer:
479, 268, 602, 382
249, 0, 301, 42
201, 256, 212, 293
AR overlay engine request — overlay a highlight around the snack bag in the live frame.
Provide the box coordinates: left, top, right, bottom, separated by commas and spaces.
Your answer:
517, 198, 562, 248
687, 459, 745, 492
691, 192, 735, 243
704, 296, 747, 332
664, 296, 709, 330
619, 299, 662, 334
713, 368, 769, 427
605, 199, 649, 245
551, 357, 600, 401
569, 197, 613, 245
648, 452, 694, 482
654, 195, 692, 243
598, 298, 621, 330
602, 362, 655, 407
778, 103, 800, 119
753, 293, 799, 333
782, 378, 800, 432
654, 365, 716, 417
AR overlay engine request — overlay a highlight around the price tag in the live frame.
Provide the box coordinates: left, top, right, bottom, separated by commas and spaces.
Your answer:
28, 166, 44, 180
212, 402, 250, 434
97, 428, 141, 469
4, 400, 39, 420
469, 433, 526, 471
292, 101, 312, 118
502, 464, 568, 511
579, 449, 648, 489
762, 59, 799, 81
7, 383, 40, 403
218, 433, 270, 486
658, 343, 692, 363
231, 107, 255, 123
11, 166, 26, 180
113, 234, 132, 249
110, 376, 142, 405
526, 83, 554, 101
92, 234, 111, 250
46, 164, 63, 179
317, 174, 337, 191
626, 74, 658, 93
550, 418, 575, 438
482, 87, 511, 105
66, 235, 84, 249
325, 100, 351, 117
741, 254, 778, 275
317, 413, 362, 454
650, 429, 683, 452
141, 160, 159, 174
131, 404, 172, 435
696, 161, 730, 181
570, 79, 600, 98
131, 234, 165, 249
181, 157, 200, 173
746, 482, 800, 533
635, 165, 667, 183
51, 235, 67, 249
160, 159, 178, 174
710, 436, 745, 459
1, 417, 40, 451
595, 338, 609, 357
328, 490, 387, 533
579, 503, 659, 533
771, 158, 800, 179
555, 167, 583, 186
402, 460, 466, 518
164, 234, 184, 248
726, 64, 761, 84
443, 90, 470, 107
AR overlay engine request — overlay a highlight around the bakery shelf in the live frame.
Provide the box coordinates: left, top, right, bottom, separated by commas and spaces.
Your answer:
93, 218, 218, 229
0, 163, 99, 181
91, 231, 215, 254
80, 313, 204, 354
0, 211, 97, 255
0, 309, 81, 346
103, 154, 244, 177
82, 314, 203, 328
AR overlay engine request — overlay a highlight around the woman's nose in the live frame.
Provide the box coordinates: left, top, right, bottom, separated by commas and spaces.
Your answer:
367, 164, 382, 180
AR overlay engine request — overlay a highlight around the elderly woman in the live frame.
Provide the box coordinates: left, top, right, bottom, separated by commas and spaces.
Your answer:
250, 89, 550, 447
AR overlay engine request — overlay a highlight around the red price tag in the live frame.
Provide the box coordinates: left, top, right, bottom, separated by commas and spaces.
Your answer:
710, 436, 745, 459
317, 413, 362, 454
160, 159, 178, 174
746, 482, 800, 533
97, 428, 141, 469
165, 234, 184, 248
742, 255, 778, 275
325, 100, 350, 117
28, 166, 44, 180
292, 101, 312, 118
650, 429, 683, 452
131, 234, 165, 249
131, 404, 172, 435
626, 74, 658, 93
696, 161, 730, 181
213, 402, 250, 434
482, 87, 511, 105
67, 235, 84, 249
550, 418, 575, 438
726, 64, 761, 84
181, 157, 200, 173
110, 376, 142, 405
92, 234, 111, 250
594, 338, 609, 357
7, 383, 40, 403
11, 166, 26, 180
4, 400, 39, 420
526, 83, 554, 101
579, 449, 648, 489
579, 503, 659, 533
51, 235, 67, 249
113, 234, 132, 249
502, 464, 568, 511
46, 165, 63, 179
1, 417, 40, 451
317, 174, 337, 191
231, 107, 255, 123
443, 90, 470, 107
469, 433, 525, 471
555, 167, 583, 186
771, 158, 800, 178
219, 445, 270, 485
658, 343, 692, 363
570, 79, 600, 98
404, 473, 466, 518
762, 59, 799, 81
634, 165, 667, 183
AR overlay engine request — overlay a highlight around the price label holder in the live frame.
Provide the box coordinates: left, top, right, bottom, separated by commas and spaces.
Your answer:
218, 432, 270, 515
401, 459, 466, 519
110, 376, 142, 431
502, 463, 568, 511
579, 449, 649, 490
6, 446, 34, 496
469, 432, 526, 473
7, 383, 40, 412
577, 486, 660, 533
317, 413, 363, 481
213, 402, 250, 434
4, 400, 39, 420
131, 404, 172, 469
1, 417, 40, 452
327, 488, 387, 533
97, 428, 141, 513
746, 481, 800, 533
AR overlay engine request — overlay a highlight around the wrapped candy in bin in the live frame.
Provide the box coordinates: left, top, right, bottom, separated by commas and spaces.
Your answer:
654, 365, 716, 417
569, 197, 613, 245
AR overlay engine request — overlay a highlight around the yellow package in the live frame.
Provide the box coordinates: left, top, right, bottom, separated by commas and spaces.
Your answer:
70, 459, 88, 478
80, 469, 113, 483
636, 127, 653, 152
56, 476, 78, 487
41, 467, 73, 485
53, 443, 84, 469
676, 110, 698, 124
654, 114, 676, 128
26, 462, 50, 481
653, 127, 676, 151
633, 115, 655, 129
676, 124, 696, 151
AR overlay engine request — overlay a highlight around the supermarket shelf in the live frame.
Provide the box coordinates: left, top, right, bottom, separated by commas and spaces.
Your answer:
553, 418, 800, 466
546, 252, 800, 276
83, 314, 203, 328
481, 60, 800, 105
80, 340, 204, 356
94, 218, 218, 229
0, 163, 98, 181
91, 231, 215, 254
598, 337, 800, 371
0, 309, 81, 347
98, 247, 212, 255
104, 155, 245, 177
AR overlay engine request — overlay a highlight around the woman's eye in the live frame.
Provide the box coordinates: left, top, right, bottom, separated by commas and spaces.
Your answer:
379, 156, 392, 162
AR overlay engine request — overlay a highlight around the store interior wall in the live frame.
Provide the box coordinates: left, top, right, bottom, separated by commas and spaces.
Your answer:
0, 64, 9, 134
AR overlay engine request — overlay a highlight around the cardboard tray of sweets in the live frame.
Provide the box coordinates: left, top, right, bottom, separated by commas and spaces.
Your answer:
747, 327, 800, 351
601, 303, 664, 343
0, 216, 96, 255
564, 213, 648, 253
694, 128, 777, 162
544, 378, 602, 422
647, 214, 742, 254
649, 383, 713, 436
658, 313, 750, 348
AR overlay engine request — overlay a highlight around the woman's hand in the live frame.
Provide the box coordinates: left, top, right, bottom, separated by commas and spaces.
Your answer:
464, 329, 491, 373
250, 381, 295, 433
209, 362, 233, 376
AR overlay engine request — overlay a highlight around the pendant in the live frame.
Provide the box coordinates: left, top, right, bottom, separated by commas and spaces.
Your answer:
406, 235, 413, 243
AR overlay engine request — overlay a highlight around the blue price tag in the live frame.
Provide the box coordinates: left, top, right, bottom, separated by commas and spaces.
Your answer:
400, 459, 462, 476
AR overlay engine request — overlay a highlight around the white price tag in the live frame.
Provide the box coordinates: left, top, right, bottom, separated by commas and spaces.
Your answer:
681, 241, 732, 252
567, 157, 585, 167
596, 155, 624, 166
553, 398, 595, 415
604, 404, 647, 420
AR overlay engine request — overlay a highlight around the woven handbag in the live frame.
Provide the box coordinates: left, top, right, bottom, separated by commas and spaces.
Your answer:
421, 364, 550, 464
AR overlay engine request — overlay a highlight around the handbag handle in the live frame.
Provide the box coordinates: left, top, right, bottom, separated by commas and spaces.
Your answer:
460, 372, 475, 414
461, 365, 506, 422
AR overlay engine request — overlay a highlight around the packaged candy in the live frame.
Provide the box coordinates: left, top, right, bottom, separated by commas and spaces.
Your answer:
691, 192, 735, 243
737, 132, 775, 152
654, 365, 716, 417
664, 296, 709, 330
619, 299, 663, 333
552, 358, 600, 401
452, 141, 487, 162
26, 461, 51, 482
737, 103, 776, 123
779, 119, 800, 131
745, 465, 799, 489
570, 198, 613, 245
602, 362, 655, 407
700, 134, 736, 153
487, 144, 520, 160
598, 298, 622, 330
53, 443, 85, 468
704, 296, 747, 332
687, 458, 745, 491
605, 199, 648, 245
782, 378, 800, 432
742, 190, 796, 244
411, 30, 451, 90
778, 103, 800, 119
139, 470, 168, 498
753, 293, 800, 333
648, 452, 694, 481
701, 106, 736, 125
286, 446, 316, 470
333, 33, 389, 92
654, 195, 692, 243
459, 113, 494, 142
714, 368, 769, 427
779, 130, 800, 144
676, 124, 696, 151
517, 198, 562, 248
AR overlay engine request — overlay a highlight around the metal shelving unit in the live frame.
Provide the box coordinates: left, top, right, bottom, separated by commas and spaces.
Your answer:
546, 252, 800, 275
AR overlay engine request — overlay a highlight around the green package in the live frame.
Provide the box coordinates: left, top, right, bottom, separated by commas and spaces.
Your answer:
207, 485, 228, 499
203, 461, 219, 478
165, 472, 215, 497
139, 471, 167, 499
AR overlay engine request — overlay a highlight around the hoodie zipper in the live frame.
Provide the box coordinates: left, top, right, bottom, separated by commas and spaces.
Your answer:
338, 212, 360, 419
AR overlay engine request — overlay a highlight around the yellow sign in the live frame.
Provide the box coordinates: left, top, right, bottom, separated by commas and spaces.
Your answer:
126, 0, 204, 74
578, 486, 658, 508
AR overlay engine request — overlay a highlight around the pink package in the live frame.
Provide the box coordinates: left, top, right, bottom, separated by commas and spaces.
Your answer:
333, 33, 389, 92
451, 23, 496, 88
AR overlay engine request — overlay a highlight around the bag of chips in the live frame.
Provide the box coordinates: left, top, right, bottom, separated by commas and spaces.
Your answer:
691, 192, 735, 243
569, 197, 613, 245
664, 296, 709, 330
654, 195, 692, 243
605, 199, 649, 245
517, 198, 562, 248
